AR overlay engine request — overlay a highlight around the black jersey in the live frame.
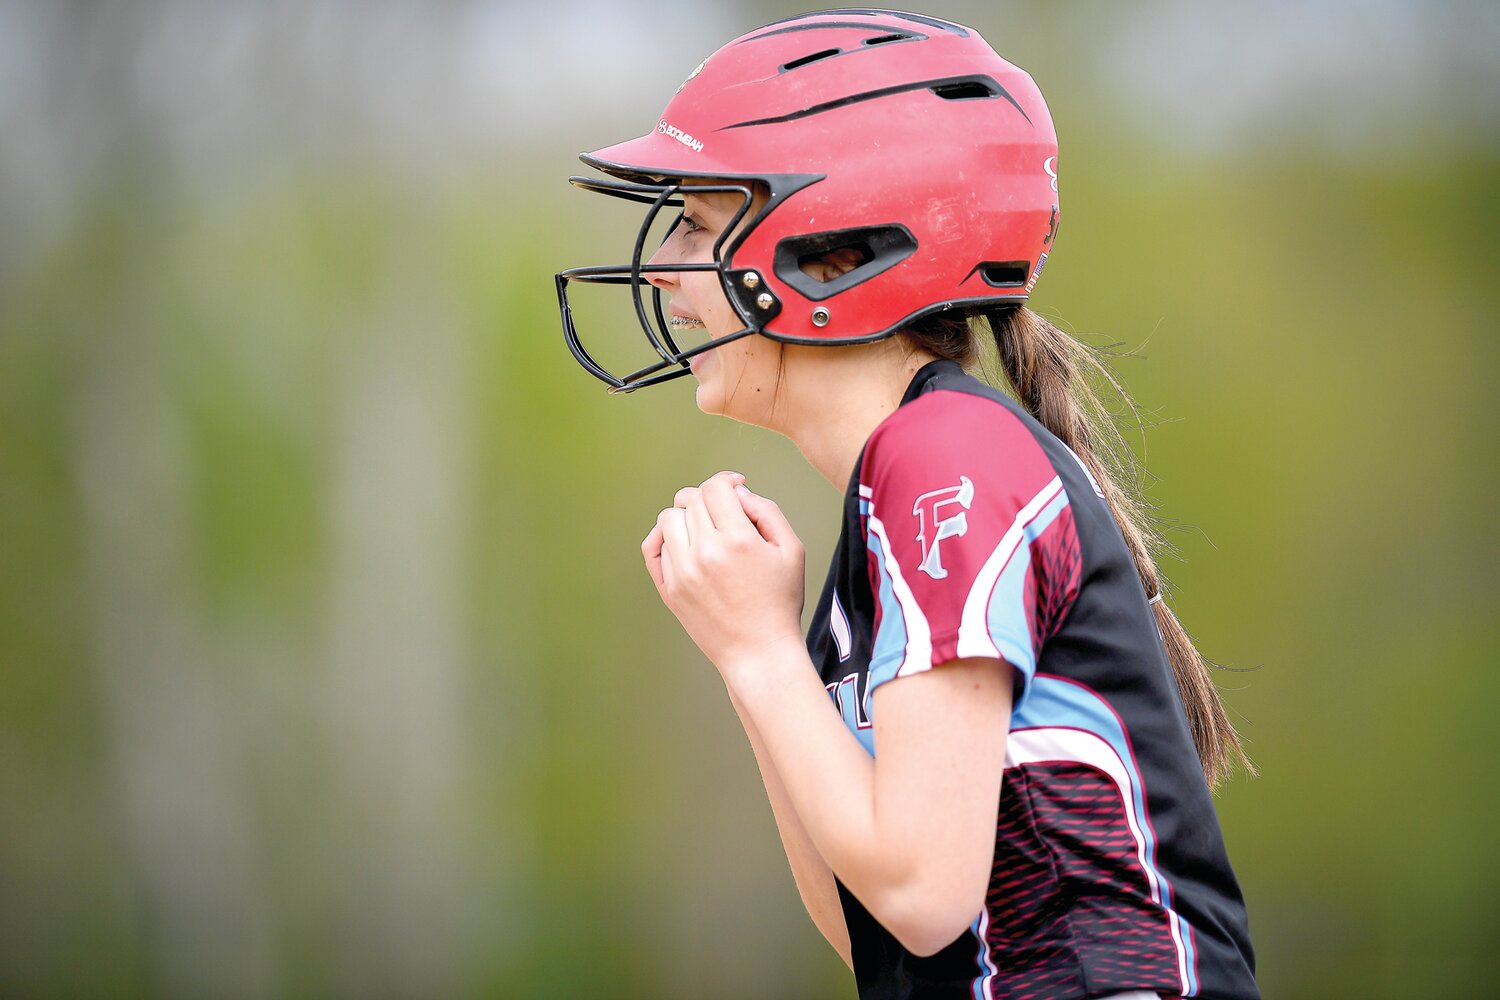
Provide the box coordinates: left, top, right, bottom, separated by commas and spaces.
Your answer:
805, 360, 1258, 1000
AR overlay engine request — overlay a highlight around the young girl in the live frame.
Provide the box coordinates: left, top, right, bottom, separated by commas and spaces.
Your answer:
556, 11, 1258, 999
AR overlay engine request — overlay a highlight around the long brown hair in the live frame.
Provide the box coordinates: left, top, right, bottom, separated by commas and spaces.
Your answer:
905, 305, 1254, 788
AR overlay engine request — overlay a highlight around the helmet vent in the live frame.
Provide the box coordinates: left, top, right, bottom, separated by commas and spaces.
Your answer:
930, 79, 999, 101
862, 33, 908, 46
781, 48, 842, 72
971, 261, 1032, 288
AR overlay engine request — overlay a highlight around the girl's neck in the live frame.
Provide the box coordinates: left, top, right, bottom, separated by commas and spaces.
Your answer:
772, 343, 941, 491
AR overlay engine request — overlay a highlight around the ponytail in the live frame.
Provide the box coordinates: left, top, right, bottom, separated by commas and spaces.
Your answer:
904, 306, 1253, 788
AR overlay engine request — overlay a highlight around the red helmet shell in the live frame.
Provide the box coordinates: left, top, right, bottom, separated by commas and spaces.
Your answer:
584, 10, 1060, 343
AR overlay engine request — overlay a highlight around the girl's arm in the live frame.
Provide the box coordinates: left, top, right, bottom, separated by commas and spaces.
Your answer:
726, 687, 853, 969
645, 473, 1011, 956
728, 638, 1011, 957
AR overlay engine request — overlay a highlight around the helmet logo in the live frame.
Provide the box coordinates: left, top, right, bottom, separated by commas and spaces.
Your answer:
1044, 156, 1058, 193
657, 119, 704, 153
913, 476, 975, 580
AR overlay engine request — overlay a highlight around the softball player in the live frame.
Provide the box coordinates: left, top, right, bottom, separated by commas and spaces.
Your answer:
557, 10, 1259, 999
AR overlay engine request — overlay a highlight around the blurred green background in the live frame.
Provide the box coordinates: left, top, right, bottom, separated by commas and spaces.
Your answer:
3, 2, 1497, 998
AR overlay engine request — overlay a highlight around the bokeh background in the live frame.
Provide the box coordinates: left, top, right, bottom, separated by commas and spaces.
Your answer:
3, 2, 1498, 997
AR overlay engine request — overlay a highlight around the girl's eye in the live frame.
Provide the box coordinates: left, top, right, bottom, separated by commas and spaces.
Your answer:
681, 215, 705, 235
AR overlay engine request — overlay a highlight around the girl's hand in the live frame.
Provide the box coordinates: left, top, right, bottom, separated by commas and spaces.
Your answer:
641, 471, 806, 675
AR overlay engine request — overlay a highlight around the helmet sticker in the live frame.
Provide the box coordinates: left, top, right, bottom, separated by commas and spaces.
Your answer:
1025, 252, 1048, 294
1044, 156, 1058, 193
929, 196, 966, 245
677, 57, 707, 94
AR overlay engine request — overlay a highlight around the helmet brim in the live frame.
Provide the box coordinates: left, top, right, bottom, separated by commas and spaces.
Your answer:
582, 130, 764, 184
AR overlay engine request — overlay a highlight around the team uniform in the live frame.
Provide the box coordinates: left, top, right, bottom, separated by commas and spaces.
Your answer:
806, 360, 1259, 1000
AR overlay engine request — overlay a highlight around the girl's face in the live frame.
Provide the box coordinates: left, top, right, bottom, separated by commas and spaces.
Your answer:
645, 182, 784, 426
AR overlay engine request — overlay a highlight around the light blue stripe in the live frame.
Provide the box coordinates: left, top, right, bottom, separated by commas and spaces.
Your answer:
865, 529, 907, 743
834, 674, 875, 755
982, 489, 1069, 714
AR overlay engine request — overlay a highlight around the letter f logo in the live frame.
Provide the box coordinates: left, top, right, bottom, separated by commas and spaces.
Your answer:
912, 476, 975, 580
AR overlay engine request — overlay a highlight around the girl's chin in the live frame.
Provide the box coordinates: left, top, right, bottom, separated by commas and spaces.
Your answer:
693, 380, 724, 416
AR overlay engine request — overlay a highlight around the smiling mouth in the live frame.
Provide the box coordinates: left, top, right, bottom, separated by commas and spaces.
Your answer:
669, 315, 706, 330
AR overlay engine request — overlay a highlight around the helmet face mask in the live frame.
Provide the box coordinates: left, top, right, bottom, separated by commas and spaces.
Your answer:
557, 9, 1060, 393
556, 171, 820, 393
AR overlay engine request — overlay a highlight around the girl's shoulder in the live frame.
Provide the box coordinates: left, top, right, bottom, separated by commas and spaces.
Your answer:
862, 367, 1057, 497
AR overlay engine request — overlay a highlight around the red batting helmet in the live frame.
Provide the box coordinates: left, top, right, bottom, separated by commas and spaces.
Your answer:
556, 9, 1060, 392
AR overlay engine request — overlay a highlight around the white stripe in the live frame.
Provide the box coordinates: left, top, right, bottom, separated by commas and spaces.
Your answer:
1006, 727, 1192, 994
956, 476, 1064, 660
857, 483, 873, 499
829, 593, 853, 661
866, 512, 932, 678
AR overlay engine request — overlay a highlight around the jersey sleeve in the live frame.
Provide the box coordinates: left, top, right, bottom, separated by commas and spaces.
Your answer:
860, 390, 1082, 712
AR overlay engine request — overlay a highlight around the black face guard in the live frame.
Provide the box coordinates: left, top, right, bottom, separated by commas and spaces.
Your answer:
555, 172, 819, 393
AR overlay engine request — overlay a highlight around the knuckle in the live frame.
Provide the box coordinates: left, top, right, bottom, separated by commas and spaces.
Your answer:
674, 487, 697, 507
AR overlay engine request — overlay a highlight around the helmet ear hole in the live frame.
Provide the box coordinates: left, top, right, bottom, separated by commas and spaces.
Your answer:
798, 244, 871, 283
773, 225, 917, 302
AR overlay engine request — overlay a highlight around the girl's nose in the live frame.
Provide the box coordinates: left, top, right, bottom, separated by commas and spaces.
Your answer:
645, 226, 684, 291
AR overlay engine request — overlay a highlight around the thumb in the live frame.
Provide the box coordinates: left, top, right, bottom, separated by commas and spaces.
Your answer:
736, 484, 797, 547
